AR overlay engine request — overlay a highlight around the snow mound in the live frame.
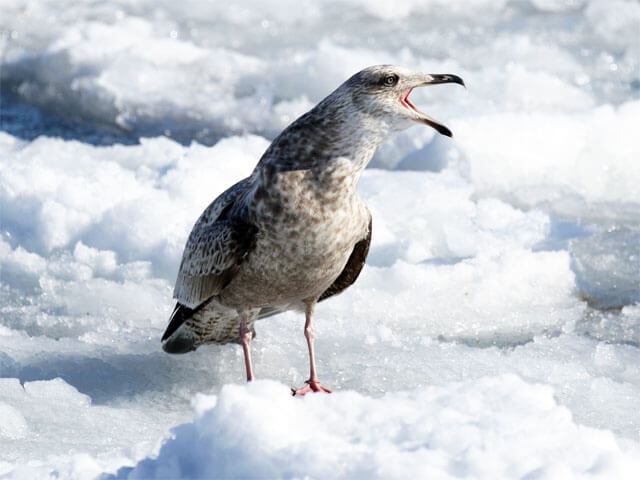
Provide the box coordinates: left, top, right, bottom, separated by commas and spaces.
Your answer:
113, 376, 640, 479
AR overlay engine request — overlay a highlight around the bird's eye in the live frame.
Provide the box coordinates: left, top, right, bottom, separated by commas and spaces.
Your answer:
383, 74, 398, 87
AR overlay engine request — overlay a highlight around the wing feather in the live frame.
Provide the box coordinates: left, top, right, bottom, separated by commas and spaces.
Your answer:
173, 178, 257, 307
319, 215, 372, 302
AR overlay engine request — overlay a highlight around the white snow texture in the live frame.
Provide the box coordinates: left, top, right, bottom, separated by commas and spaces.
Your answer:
0, 0, 639, 479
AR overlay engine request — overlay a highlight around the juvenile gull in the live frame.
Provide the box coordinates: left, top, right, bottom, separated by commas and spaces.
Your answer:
162, 65, 464, 394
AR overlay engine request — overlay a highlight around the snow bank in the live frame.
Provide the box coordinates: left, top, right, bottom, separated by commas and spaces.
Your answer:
116, 377, 640, 479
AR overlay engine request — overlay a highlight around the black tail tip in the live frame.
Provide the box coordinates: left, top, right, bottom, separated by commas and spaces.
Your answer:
162, 335, 196, 354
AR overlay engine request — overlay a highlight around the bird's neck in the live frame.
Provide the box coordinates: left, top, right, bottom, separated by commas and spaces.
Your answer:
258, 100, 391, 174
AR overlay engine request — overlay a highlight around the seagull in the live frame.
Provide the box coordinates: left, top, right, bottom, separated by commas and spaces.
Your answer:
162, 65, 464, 394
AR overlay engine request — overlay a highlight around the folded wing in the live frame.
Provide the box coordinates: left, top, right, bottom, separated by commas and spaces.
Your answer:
172, 178, 257, 308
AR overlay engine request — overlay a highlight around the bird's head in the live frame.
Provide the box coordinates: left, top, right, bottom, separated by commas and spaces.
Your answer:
345, 65, 465, 137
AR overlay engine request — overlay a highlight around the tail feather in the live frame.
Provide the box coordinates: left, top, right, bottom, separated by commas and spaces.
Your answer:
161, 301, 258, 353
162, 302, 203, 342
162, 332, 197, 354
161, 302, 203, 354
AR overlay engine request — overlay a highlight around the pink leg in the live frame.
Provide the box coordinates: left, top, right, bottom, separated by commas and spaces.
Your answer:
239, 320, 254, 382
292, 302, 331, 396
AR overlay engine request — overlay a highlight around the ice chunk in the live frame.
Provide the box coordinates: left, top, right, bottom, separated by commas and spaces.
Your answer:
23, 377, 91, 406
0, 380, 29, 441
454, 101, 640, 215
0, 403, 28, 439
571, 227, 640, 308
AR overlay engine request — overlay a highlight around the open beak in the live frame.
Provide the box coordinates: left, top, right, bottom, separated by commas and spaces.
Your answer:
401, 73, 465, 137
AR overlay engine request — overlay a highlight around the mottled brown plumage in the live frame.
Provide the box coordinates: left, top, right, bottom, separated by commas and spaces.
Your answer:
162, 65, 464, 391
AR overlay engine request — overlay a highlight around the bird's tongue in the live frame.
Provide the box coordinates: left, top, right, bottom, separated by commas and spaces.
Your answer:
400, 88, 419, 112
401, 88, 452, 137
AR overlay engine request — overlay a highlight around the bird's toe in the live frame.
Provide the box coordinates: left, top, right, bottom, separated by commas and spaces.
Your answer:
292, 380, 332, 396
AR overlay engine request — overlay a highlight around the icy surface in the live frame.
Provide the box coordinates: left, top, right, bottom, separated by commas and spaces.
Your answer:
1, 0, 639, 478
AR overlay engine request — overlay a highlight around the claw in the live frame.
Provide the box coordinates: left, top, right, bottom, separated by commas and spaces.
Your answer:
292, 380, 332, 396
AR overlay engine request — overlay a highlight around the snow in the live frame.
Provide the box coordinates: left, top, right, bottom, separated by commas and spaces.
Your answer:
113, 377, 640, 479
1, 0, 639, 478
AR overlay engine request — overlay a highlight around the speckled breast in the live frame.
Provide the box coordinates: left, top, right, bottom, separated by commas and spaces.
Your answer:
219, 162, 369, 309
